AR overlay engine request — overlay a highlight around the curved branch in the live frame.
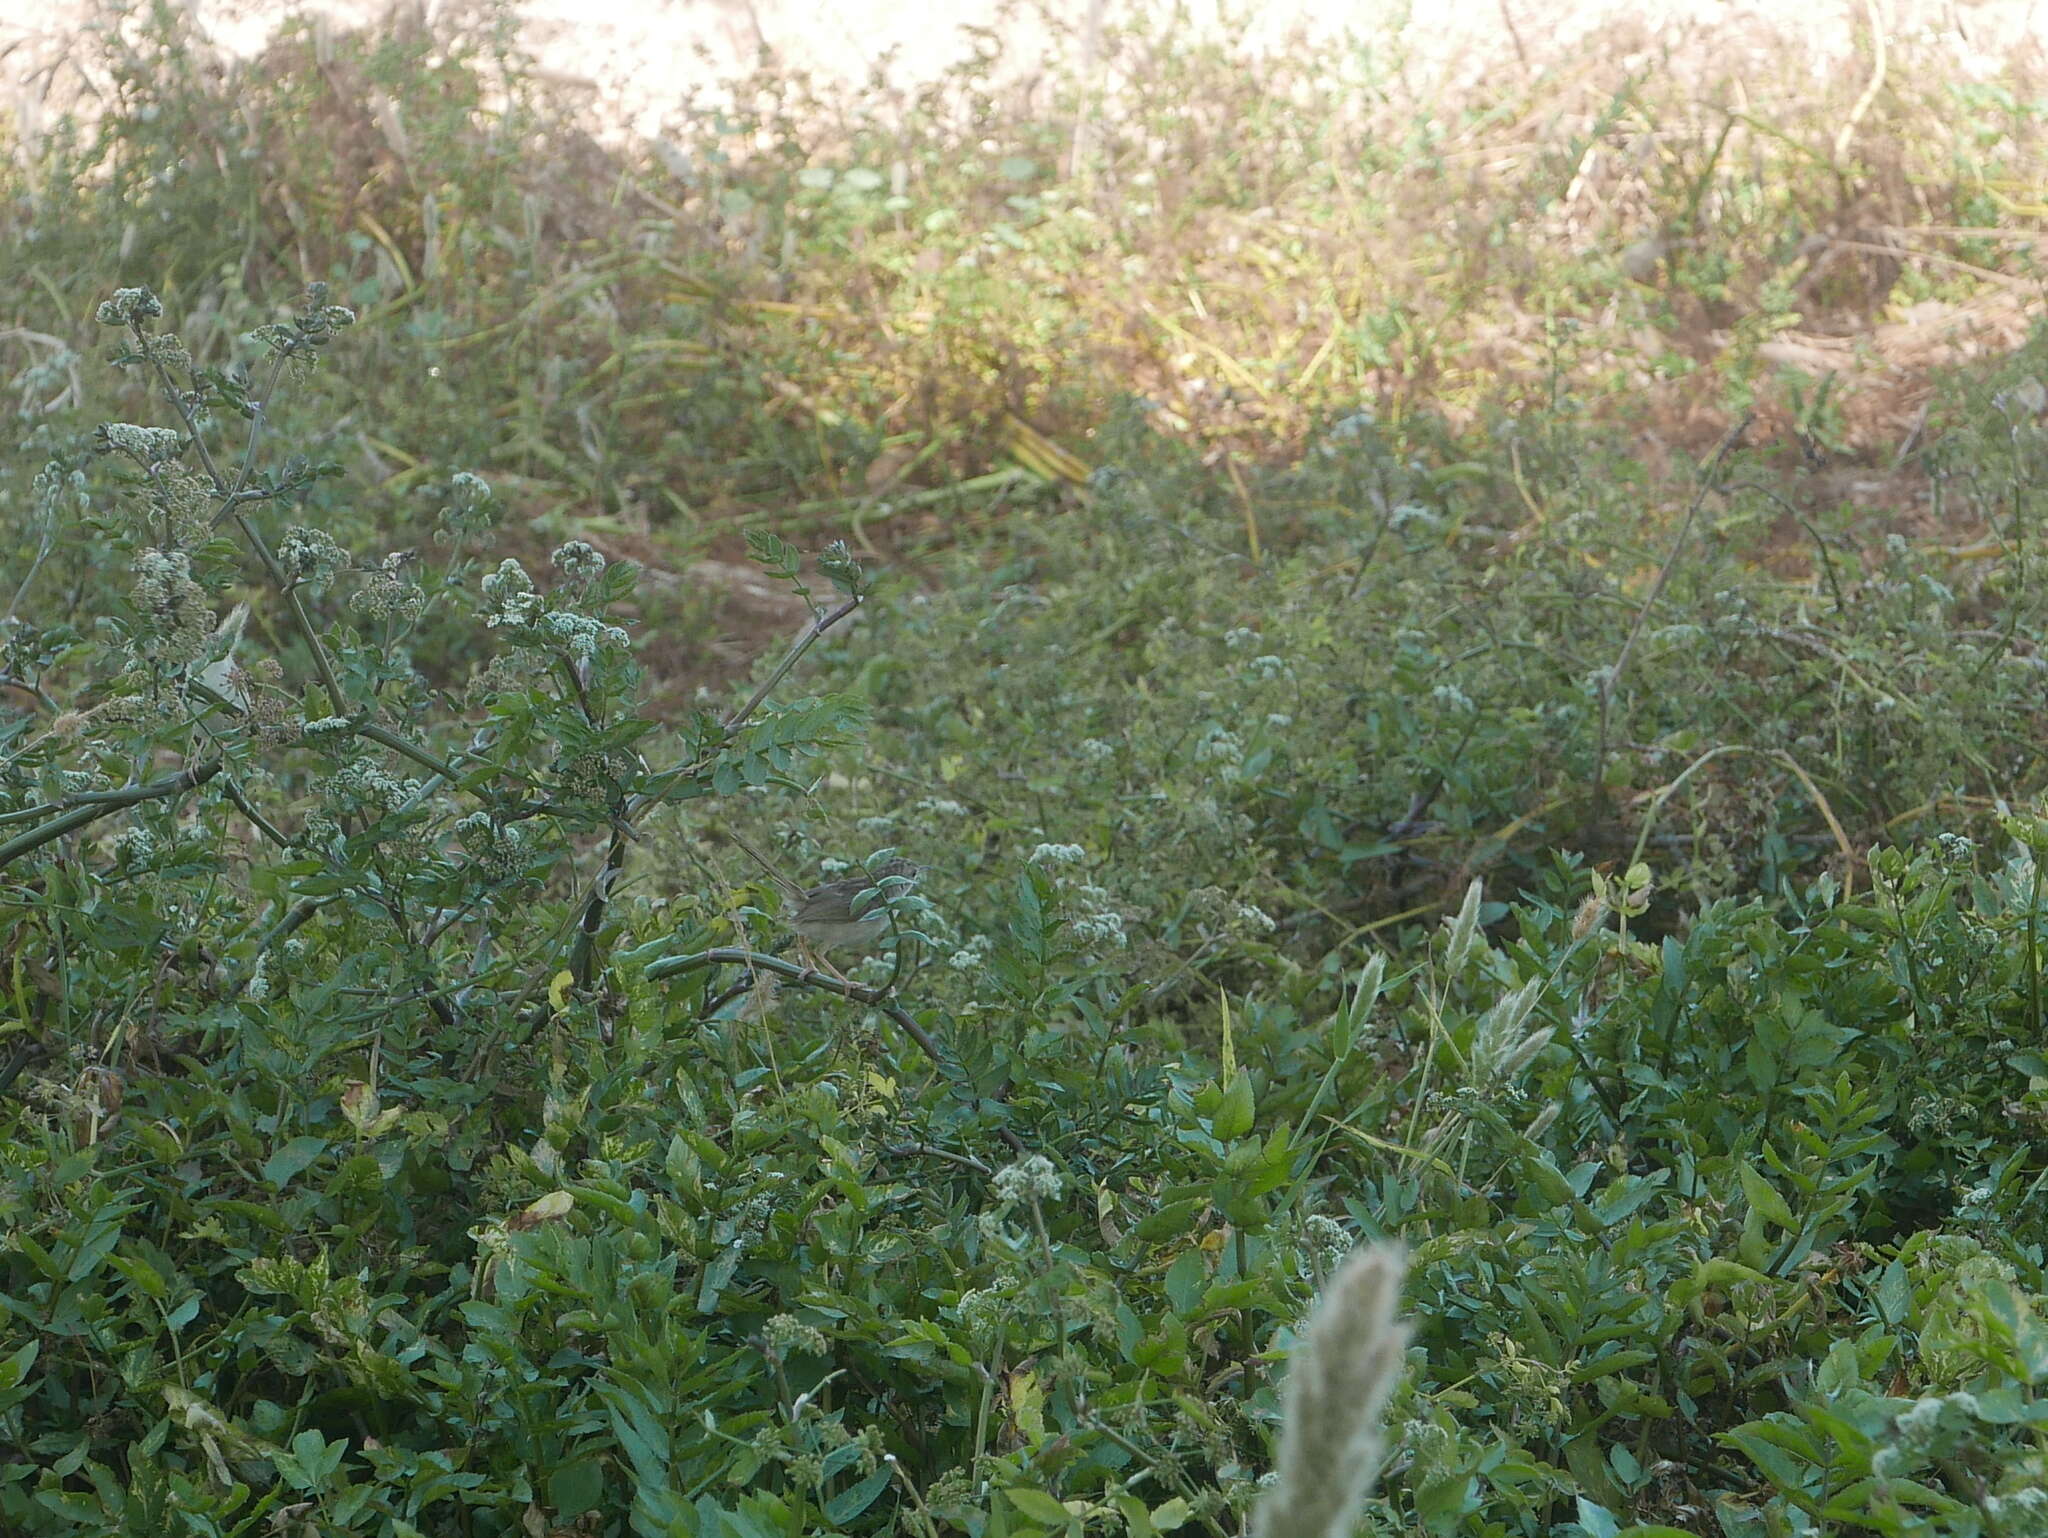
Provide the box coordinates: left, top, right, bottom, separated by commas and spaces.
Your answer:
0, 757, 223, 868
721, 594, 863, 735
644, 944, 952, 1069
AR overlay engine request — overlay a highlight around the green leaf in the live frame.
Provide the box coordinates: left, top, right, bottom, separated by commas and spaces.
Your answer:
823, 1466, 892, 1525
1873, 1259, 1910, 1325
1570, 1349, 1657, 1382
1114, 1495, 1155, 1538
261, 1136, 329, 1190
0, 1339, 37, 1391
1005, 1488, 1072, 1525
1563, 1433, 1625, 1506
1212, 1073, 1256, 1140
48, 1434, 90, 1480
1737, 1161, 1796, 1230
1519, 1150, 1579, 1210
1132, 1198, 1205, 1243
1163, 1248, 1207, 1318
549, 1459, 606, 1518
1149, 1499, 1192, 1532
1414, 1470, 1479, 1533
697, 1246, 741, 1314
104, 1250, 168, 1300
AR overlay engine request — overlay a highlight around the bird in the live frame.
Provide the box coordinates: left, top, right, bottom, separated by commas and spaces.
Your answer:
727, 833, 920, 970
786, 858, 921, 956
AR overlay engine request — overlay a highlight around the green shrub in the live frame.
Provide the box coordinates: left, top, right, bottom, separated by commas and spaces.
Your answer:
6, 5, 2048, 1534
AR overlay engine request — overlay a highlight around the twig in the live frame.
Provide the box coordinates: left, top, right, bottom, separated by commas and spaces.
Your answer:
0, 675, 57, 713
1832, 0, 1888, 166
568, 828, 630, 988
881, 1143, 994, 1176
644, 945, 952, 1069
1069, 0, 1108, 187
722, 594, 863, 735
350, 719, 467, 784
1590, 414, 1751, 818
132, 312, 461, 786
1725, 479, 1847, 614
553, 588, 868, 1004
1496, 0, 1531, 74
1627, 743, 1857, 898
216, 774, 292, 850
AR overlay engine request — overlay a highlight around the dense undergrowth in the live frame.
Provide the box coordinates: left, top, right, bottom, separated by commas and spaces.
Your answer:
3, 1, 2048, 1535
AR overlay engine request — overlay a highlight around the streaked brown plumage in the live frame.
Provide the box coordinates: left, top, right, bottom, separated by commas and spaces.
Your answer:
788, 858, 920, 954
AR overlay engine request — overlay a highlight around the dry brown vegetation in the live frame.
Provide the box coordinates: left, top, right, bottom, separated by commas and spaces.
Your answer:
2, 0, 2044, 670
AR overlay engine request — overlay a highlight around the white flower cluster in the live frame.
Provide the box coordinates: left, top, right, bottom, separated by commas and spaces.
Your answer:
535, 609, 628, 665
113, 825, 160, 866
129, 549, 211, 665
319, 759, 422, 819
1244, 654, 1291, 682
299, 716, 358, 753
435, 471, 498, 540
992, 1154, 1063, 1203
1074, 738, 1117, 762
456, 811, 532, 881
1430, 683, 1474, 713
948, 935, 992, 971
1935, 832, 1978, 863
762, 1313, 829, 1358
1029, 842, 1086, 866
1068, 883, 1128, 948
551, 539, 607, 590
1193, 727, 1243, 766
1875, 1392, 1985, 1474
99, 423, 184, 468
279, 526, 346, 586
1299, 1214, 1352, 1274
31, 461, 88, 522
558, 749, 635, 798
296, 812, 345, 853
95, 287, 162, 325
480, 559, 546, 629
1984, 1488, 2048, 1535
1070, 910, 1126, 948
349, 552, 426, 622
1191, 885, 1275, 936
479, 557, 626, 662
140, 331, 191, 371
954, 1285, 1012, 1343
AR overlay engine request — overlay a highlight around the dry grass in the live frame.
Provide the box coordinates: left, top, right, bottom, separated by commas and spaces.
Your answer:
2, 0, 2045, 647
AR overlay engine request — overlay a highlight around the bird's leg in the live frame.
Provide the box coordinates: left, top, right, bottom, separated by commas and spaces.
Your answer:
796, 936, 853, 985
